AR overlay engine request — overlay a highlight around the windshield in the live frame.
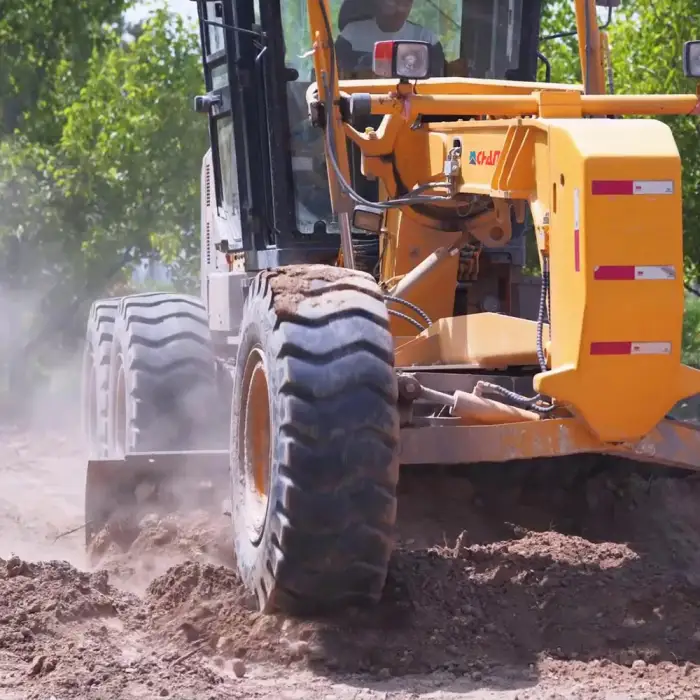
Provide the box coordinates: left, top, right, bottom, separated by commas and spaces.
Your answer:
282, 0, 525, 233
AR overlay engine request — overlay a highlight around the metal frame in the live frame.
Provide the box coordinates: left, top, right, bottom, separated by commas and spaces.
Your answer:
399, 418, 700, 470
195, 0, 340, 271
194, 0, 547, 273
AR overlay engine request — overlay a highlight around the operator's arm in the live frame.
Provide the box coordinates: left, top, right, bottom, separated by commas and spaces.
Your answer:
335, 35, 355, 71
336, 33, 374, 76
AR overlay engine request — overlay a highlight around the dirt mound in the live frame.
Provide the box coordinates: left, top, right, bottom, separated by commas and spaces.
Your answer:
91, 510, 234, 593
285, 463, 700, 679
0, 556, 134, 656
0, 555, 143, 698
145, 562, 260, 652
8, 437, 700, 698
132, 460, 700, 697
0, 553, 243, 699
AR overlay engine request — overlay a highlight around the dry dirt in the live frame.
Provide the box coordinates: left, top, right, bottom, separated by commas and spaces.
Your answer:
2, 424, 700, 699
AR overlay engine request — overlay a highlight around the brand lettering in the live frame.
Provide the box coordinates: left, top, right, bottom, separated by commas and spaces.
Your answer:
468, 150, 501, 166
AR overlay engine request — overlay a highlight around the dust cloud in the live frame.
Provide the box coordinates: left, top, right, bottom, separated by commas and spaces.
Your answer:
1, 286, 700, 697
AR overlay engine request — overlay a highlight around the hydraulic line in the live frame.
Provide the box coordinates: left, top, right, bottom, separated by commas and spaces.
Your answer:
383, 295, 433, 327
476, 258, 557, 414
387, 308, 426, 332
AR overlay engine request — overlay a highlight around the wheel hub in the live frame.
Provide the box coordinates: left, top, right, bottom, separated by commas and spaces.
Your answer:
240, 347, 271, 545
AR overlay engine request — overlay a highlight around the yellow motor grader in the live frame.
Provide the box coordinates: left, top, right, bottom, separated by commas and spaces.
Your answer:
81, 0, 700, 613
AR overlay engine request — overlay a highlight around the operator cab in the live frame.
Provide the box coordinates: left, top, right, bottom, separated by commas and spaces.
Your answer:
194, 0, 542, 272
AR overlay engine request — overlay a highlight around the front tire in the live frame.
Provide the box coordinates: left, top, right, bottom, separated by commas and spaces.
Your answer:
231, 265, 400, 614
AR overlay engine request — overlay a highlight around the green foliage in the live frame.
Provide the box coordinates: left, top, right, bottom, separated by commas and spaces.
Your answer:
538, 0, 582, 83
0, 2, 206, 396
683, 294, 700, 368
0, 0, 132, 140
0, 5, 205, 288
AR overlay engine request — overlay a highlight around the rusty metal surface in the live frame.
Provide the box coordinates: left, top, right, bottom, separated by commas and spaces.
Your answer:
398, 418, 700, 471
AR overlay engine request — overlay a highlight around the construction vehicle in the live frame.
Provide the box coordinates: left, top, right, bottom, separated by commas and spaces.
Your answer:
81, 0, 700, 613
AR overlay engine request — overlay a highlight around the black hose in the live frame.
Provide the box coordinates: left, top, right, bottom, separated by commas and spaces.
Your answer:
387, 308, 426, 332
383, 295, 433, 327
536, 257, 550, 372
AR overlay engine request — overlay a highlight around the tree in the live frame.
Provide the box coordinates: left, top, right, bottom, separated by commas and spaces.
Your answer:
0, 4, 206, 287
0, 0, 132, 140
0, 3, 207, 399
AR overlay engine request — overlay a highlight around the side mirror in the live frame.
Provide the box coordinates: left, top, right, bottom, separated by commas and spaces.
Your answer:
595, 0, 620, 7
683, 41, 700, 79
194, 93, 222, 114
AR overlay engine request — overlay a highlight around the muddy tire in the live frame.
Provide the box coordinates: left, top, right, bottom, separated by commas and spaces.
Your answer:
82, 299, 120, 458
230, 265, 400, 614
107, 292, 221, 454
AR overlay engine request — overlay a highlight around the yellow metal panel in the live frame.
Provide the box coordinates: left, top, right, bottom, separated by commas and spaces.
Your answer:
535, 118, 700, 442
395, 313, 543, 368
383, 212, 461, 337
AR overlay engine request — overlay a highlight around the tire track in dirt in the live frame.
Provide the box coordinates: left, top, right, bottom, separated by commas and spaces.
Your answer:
2, 426, 700, 698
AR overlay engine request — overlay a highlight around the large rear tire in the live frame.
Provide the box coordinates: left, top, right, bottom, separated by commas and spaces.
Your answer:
107, 292, 222, 454
81, 299, 120, 459
85, 292, 227, 556
231, 265, 400, 614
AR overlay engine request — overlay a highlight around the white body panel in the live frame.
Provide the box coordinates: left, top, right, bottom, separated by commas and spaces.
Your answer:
200, 149, 250, 337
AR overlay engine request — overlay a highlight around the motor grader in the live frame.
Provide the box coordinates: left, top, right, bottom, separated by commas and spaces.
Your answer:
81, 0, 700, 613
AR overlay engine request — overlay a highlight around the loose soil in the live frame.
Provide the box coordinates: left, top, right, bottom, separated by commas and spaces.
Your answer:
2, 425, 700, 699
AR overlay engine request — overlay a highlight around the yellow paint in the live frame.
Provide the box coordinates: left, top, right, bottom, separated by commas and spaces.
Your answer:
304, 2, 700, 453
534, 119, 700, 442
573, 0, 605, 94
395, 313, 544, 368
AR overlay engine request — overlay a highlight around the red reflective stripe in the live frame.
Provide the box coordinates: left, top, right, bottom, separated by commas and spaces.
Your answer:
574, 229, 580, 272
594, 266, 635, 280
374, 41, 394, 60
592, 180, 633, 195
590, 341, 632, 355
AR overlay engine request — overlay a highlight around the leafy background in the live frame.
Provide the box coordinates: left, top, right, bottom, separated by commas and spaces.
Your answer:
2, 0, 700, 411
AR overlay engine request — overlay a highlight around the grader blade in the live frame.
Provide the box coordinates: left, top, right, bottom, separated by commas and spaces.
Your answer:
399, 416, 700, 471
85, 450, 230, 555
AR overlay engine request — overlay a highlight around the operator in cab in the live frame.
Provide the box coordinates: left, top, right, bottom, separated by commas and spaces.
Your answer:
336, 0, 446, 77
